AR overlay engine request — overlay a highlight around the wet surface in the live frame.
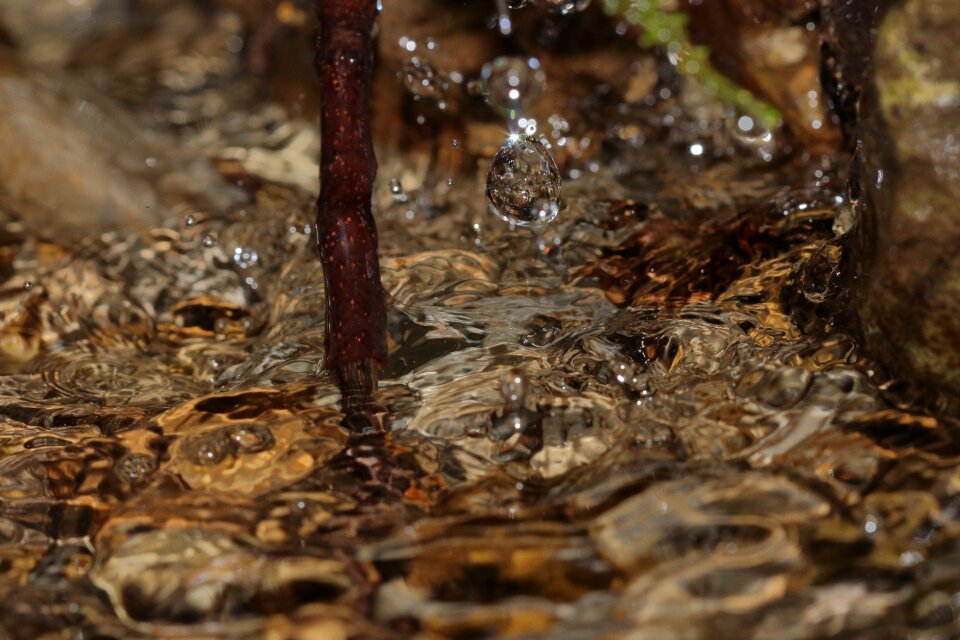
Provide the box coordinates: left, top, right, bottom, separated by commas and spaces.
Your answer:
1, 2, 959, 639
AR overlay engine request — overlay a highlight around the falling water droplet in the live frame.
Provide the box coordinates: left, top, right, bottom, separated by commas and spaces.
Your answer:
480, 56, 545, 116
541, 0, 592, 14
399, 57, 448, 100
486, 134, 562, 227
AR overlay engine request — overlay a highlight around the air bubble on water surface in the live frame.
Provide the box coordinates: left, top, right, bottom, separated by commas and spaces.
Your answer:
486, 134, 562, 227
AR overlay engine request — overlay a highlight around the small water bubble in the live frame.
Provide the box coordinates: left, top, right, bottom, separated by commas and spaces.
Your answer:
389, 177, 408, 203
184, 214, 197, 226
228, 425, 275, 454
232, 246, 259, 270
451, 138, 461, 148
145, 156, 157, 168
727, 114, 777, 161
22, 280, 33, 290
480, 56, 545, 116
116, 453, 156, 482
500, 369, 527, 410
399, 57, 447, 100
486, 134, 562, 227
213, 317, 230, 335
201, 234, 217, 248
541, 0, 592, 14
188, 434, 229, 466
491, 369, 533, 442
226, 34, 244, 54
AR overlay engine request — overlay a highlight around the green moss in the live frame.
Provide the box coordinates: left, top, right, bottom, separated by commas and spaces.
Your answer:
876, 5, 960, 118
603, 0, 782, 130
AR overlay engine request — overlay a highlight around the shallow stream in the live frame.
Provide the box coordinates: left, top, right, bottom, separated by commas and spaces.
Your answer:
1, 2, 959, 639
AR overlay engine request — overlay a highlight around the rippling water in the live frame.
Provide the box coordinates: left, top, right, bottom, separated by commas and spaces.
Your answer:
1, 3, 959, 639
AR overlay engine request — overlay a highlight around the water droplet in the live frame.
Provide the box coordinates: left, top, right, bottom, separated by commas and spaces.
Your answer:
228, 425, 275, 454
22, 280, 33, 290
187, 433, 229, 466
145, 156, 157, 168
232, 246, 259, 270
486, 134, 562, 227
480, 56, 545, 116
213, 317, 230, 335
184, 214, 197, 226
451, 138, 461, 148
202, 234, 216, 248
399, 57, 447, 100
541, 0, 591, 13
116, 453, 156, 482
500, 369, 527, 410
389, 177, 408, 203
727, 114, 777, 161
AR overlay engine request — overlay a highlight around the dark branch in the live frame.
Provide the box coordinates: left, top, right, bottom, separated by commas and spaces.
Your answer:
315, 0, 387, 417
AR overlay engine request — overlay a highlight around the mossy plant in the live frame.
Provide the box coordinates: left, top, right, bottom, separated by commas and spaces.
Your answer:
603, 0, 782, 130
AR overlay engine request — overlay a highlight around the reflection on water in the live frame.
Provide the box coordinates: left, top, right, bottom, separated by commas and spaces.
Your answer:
0, 2, 958, 639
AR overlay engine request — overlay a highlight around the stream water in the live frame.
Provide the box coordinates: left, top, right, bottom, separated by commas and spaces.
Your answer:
1, 2, 959, 639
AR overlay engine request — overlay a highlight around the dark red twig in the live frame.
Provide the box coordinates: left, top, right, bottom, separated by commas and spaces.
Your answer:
315, 0, 387, 415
